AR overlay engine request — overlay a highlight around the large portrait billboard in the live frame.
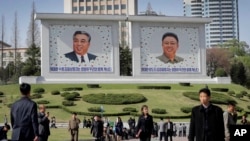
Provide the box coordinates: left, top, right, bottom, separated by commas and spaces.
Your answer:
140, 26, 200, 73
49, 25, 113, 73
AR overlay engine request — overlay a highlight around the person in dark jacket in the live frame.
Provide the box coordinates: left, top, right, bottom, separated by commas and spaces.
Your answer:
115, 117, 123, 141
91, 115, 104, 141
188, 88, 225, 141
38, 104, 50, 141
11, 83, 39, 141
136, 105, 154, 141
0, 124, 10, 140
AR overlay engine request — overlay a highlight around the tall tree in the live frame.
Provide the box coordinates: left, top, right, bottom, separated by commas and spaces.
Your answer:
1, 15, 5, 69
26, 1, 40, 47
120, 46, 132, 76
11, 11, 19, 74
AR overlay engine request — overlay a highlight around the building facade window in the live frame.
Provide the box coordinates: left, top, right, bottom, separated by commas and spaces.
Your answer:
107, 5, 112, 10
121, 4, 126, 9
73, 7, 77, 11
114, 5, 119, 10
93, 6, 98, 10
80, 6, 84, 11
86, 6, 91, 11
80, 0, 84, 2
100, 5, 105, 10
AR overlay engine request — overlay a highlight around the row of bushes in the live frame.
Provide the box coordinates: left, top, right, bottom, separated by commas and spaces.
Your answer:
183, 91, 237, 104
33, 88, 45, 94
152, 108, 167, 114
37, 100, 50, 104
62, 87, 83, 91
179, 82, 191, 86
211, 88, 229, 92
31, 94, 43, 99
88, 107, 103, 112
180, 107, 193, 114
137, 86, 171, 90
82, 93, 147, 105
87, 84, 101, 88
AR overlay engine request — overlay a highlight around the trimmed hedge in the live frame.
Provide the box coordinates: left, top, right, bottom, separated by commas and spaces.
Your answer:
183, 91, 236, 104
179, 82, 191, 86
240, 91, 248, 96
247, 106, 250, 110
180, 107, 193, 114
210, 88, 229, 92
31, 94, 43, 99
33, 88, 45, 94
88, 107, 103, 112
0, 99, 2, 103
137, 86, 171, 90
45, 105, 62, 109
0, 91, 4, 96
123, 107, 137, 112
51, 90, 60, 95
152, 108, 167, 114
82, 93, 147, 105
62, 87, 83, 91
37, 100, 50, 104
61, 92, 70, 97
62, 101, 75, 106
228, 91, 235, 95
64, 94, 78, 101
248, 94, 250, 99
87, 84, 101, 88
235, 106, 244, 112
236, 93, 244, 99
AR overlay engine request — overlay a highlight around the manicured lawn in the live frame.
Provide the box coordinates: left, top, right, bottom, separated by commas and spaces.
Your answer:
1, 83, 250, 123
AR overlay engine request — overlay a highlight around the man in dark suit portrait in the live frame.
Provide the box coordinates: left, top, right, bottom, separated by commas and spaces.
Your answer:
65, 31, 97, 63
10, 83, 39, 141
156, 32, 184, 64
188, 88, 225, 141
38, 104, 50, 141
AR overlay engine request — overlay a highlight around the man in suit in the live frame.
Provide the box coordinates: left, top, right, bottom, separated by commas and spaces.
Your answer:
223, 102, 237, 141
38, 104, 50, 141
68, 112, 81, 141
90, 115, 104, 141
188, 88, 225, 141
164, 118, 173, 141
156, 32, 184, 64
65, 31, 97, 63
11, 83, 39, 141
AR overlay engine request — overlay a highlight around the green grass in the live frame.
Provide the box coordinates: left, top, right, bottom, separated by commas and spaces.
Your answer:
1, 83, 250, 123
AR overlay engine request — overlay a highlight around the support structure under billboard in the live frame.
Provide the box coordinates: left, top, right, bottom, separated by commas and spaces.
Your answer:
19, 14, 230, 84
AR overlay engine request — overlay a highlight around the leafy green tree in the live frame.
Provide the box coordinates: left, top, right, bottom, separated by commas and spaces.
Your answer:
230, 61, 246, 85
215, 68, 227, 77
119, 46, 132, 76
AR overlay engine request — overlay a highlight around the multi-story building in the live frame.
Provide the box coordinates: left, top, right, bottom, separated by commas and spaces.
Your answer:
64, 0, 138, 47
0, 41, 28, 68
183, 0, 239, 47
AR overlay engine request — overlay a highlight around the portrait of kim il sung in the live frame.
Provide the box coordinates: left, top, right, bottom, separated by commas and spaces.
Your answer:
156, 32, 184, 64
64, 31, 97, 63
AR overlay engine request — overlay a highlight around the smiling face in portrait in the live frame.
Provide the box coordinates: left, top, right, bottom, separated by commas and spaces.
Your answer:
162, 36, 179, 60
73, 34, 90, 56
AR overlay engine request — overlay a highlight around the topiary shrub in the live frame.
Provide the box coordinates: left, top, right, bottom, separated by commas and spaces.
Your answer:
51, 90, 60, 95
179, 82, 191, 86
235, 106, 244, 112
61, 92, 70, 97
0, 99, 2, 103
122, 107, 137, 112
64, 94, 78, 101
183, 91, 236, 104
247, 105, 250, 110
227, 91, 235, 95
87, 84, 101, 88
88, 107, 103, 112
211, 88, 229, 92
240, 91, 248, 96
82, 93, 147, 105
137, 86, 171, 90
33, 88, 45, 94
152, 108, 167, 114
62, 101, 74, 106
180, 107, 193, 114
62, 87, 83, 91
71, 92, 80, 97
247, 94, 250, 99
31, 94, 43, 99
37, 100, 50, 104
0, 91, 4, 96
235, 93, 244, 99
